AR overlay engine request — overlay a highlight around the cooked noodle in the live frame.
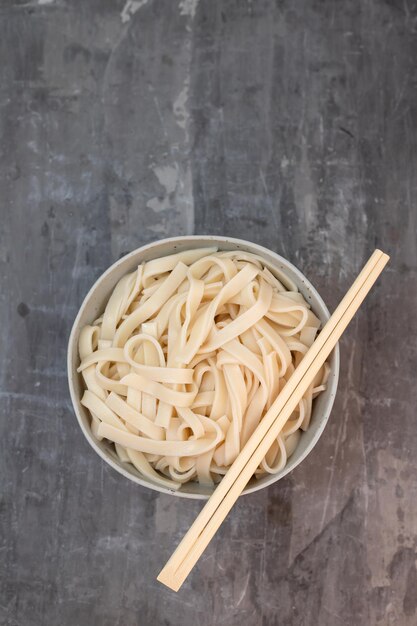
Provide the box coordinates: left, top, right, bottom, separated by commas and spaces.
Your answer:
78, 248, 329, 490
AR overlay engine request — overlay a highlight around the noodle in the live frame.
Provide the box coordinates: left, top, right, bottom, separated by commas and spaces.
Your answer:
78, 248, 329, 490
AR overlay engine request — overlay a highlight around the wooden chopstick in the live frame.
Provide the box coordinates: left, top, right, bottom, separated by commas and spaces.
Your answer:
158, 249, 389, 591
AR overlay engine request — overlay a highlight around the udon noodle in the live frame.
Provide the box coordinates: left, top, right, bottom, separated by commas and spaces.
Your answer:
78, 248, 329, 490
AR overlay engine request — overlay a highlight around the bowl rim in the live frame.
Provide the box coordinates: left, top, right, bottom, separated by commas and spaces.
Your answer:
67, 235, 340, 499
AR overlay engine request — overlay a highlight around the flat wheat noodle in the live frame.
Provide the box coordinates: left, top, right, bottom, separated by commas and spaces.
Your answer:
78, 248, 329, 491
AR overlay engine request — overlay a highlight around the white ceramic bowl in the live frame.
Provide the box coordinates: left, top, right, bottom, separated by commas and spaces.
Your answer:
68, 236, 339, 499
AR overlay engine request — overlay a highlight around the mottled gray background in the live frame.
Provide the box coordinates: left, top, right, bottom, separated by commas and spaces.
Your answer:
1, 0, 416, 625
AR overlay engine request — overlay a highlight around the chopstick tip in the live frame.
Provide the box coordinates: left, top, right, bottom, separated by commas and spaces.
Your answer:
374, 248, 390, 262
157, 570, 181, 592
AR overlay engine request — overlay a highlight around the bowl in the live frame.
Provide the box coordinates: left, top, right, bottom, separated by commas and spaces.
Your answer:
68, 236, 339, 499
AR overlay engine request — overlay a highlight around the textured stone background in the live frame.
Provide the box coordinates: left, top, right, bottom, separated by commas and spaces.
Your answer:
1, 1, 416, 625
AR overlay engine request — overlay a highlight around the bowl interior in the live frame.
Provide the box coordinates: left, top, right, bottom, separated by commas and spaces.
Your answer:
68, 236, 339, 499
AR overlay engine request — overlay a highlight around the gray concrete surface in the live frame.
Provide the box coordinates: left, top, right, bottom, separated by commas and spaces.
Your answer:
1, 0, 416, 624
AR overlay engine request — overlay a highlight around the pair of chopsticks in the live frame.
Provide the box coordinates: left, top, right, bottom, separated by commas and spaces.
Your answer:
157, 249, 389, 592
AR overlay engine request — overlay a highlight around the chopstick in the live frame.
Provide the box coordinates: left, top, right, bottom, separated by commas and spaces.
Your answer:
157, 249, 389, 591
